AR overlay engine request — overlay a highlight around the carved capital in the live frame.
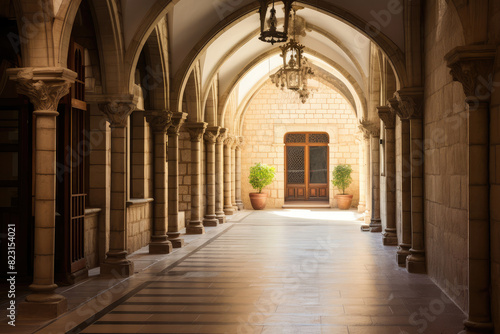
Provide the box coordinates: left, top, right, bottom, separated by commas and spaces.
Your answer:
7, 67, 77, 111
395, 87, 424, 120
99, 99, 137, 128
224, 134, 235, 147
145, 110, 173, 133
359, 119, 380, 137
217, 128, 228, 144
204, 126, 221, 144
445, 45, 496, 103
387, 97, 405, 120
185, 122, 207, 142
167, 112, 188, 135
377, 106, 396, 129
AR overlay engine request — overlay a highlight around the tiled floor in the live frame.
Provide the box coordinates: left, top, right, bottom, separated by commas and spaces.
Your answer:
14, 210, 467, 333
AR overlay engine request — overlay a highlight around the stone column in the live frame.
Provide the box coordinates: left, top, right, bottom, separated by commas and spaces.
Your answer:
186, 122, 208, 234
389, 98, 412, 265
378, 106, 398, 245
216, 129, 228, 223
357, 133, 366, 213
235, 137, 244, 210
359, 126, 372, 228
224, 135, 235, 215
167, 112, 187, 247
369, 124, 382, 232
446, 46, 495, 333
396, 88, 426, 274
203, 126, 220, 226
145, 110, 173, 254
231, 140, 238, 211
8, 67, 76, 318
98, 99, 136, 277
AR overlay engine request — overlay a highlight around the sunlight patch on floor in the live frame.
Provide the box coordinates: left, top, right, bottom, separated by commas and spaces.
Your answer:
269, 209, 361, 221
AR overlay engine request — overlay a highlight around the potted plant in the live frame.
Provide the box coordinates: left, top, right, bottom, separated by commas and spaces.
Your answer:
249, 163, 276, 210
332, 164, 353, 210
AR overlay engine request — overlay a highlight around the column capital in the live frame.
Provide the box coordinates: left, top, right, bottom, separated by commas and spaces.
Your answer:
394, 87, 424, 120
224, 134, 235, 147
145, 110, 173, 133
377, 106, 396, 129
217, 128, 228, 144
204, 126, 221, 144
167, 112, 188, 135
7, 67, 77, 111
98, 98, 137, 128
445, 45, 496, 103
387, 97, 407, 120
185, 122, 208, 142
359, 119, 380, 137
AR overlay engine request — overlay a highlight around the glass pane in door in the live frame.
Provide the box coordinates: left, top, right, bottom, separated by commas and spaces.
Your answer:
287, 146, 305, 184
309, 146, 328, 184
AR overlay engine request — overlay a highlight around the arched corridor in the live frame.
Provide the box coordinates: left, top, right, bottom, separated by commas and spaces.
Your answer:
1, 0, 500, 333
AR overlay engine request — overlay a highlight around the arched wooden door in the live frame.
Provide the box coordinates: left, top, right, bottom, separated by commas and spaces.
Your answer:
285, 133, 329, 201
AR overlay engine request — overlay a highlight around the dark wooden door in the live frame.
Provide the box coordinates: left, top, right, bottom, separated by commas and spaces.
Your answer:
56, 42, 87, 281
285, 133, 329, 201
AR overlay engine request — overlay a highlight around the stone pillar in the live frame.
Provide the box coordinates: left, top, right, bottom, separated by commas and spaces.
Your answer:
7, 67, 76, 318
167, 112, 187, 247
235, 137, 244, 210
145, 110, 173, 254
186, 122, 208, 234
231, 140, 238, 211
203, 126, 220, 226
446, 46, 495, 333
359, 127, 372, 227
216, 129, 228, 223
357, 133, 366, 213
224, 135, 235, 215
98, 99, 137, 277
389, 98, 412, 266
395, 88, 426, 274
378, 106, 398, 245
369, 125, 382, 232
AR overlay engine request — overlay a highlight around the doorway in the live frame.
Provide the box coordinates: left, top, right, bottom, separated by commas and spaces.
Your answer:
285, 132, 329, 202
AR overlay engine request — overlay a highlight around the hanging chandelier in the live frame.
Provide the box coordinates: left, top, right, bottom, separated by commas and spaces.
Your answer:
258, 0, 294, 45
270, 8, 314, 103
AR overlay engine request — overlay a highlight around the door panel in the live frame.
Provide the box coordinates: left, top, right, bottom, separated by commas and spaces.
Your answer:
285, 133, 329, 201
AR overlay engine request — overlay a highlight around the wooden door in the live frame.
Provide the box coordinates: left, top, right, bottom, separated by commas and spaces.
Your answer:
285, 133, 329, 201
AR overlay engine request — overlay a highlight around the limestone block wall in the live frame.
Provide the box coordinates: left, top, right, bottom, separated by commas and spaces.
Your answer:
127, 201, 153, 254
84, 209, 100, 269
241, 80, 360, 209
424, 0, 468, 311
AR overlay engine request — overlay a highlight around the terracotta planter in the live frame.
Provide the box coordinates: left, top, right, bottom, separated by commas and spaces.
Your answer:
249, 192, 268, 210
335, 194, 353, 210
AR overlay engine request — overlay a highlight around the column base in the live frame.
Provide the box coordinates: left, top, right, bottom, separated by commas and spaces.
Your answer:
101, 251, 134, 277
167, 232, 185, 248
406, 250, 426, 274
236, 200, 244, 210
357, 202, 366, 213
233, 204, 239, 212
369, 219, 382, 232
186, 221, 205, 234
149, 235, 173, 254
18, 293, 67, 319
382, 229, 398, 246
224, 206, 235, 215
203, 215, 219, 226
463, 320, 494, 333
216, 212, 226, 224
360, 224, 370, 231
396, 245, 411, 267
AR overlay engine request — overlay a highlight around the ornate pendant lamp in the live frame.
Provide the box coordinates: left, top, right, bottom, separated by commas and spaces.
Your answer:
270, 8, 314, 103
258, 0, 294, 45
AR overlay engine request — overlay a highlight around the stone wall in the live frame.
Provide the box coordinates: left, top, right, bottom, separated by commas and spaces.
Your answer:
127, 200, 153, 254
423, 0, 467, 311
241, 80, 360, 209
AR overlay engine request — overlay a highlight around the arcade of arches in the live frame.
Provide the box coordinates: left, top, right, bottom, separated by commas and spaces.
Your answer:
1, 0, 500, 333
